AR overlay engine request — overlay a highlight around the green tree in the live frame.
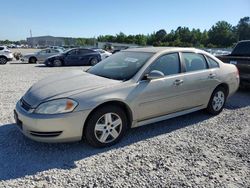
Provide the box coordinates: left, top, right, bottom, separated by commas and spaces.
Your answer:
236, 17, 250, 40
208, 21, 236, 47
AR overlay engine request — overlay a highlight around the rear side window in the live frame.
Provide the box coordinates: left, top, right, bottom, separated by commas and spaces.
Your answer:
182, 53, 208, 72
79, 49, 91, 54
150, 53, 180, 76
0, 47, 4, 51
207, 56, 219, 68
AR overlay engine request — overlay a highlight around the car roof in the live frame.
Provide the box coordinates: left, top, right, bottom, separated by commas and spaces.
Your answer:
124, 47, 200, 53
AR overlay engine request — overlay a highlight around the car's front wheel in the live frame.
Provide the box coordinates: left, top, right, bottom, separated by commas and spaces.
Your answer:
206, 87, 227, 115
0, 57, 7, 64
84, 105, 128, 147
53, 59, 63, 67
29, 57, 37, 64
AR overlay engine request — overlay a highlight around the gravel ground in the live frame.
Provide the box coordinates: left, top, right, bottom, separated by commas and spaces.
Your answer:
0, 62, 249, 188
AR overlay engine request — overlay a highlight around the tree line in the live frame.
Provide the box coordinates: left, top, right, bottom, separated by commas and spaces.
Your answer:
98, 17, 250, 48
1, 17, 249, 48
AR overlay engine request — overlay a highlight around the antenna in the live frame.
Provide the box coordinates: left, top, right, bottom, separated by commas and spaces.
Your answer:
30, 29, 32, 38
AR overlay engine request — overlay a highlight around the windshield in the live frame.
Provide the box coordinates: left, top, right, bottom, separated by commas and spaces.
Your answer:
87, 51, 153, 81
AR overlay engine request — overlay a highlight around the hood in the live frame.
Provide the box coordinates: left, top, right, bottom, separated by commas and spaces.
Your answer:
48, 53, 64, 60
24, 52, 37, 57
22, 70, 121, 107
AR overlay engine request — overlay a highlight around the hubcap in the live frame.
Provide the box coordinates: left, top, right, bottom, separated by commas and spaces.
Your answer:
94, 113, 122, 143
212, 91, 225, 111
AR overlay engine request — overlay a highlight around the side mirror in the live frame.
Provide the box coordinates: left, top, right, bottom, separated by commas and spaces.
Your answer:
146, 70, 164, 80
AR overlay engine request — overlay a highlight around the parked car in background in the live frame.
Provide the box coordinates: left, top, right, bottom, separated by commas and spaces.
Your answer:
0, 46, 14, 64
14, 47, 239, 147
44, 48, 101, 66
217, 40, 250, 88
49, 46, 65, 51
21, 48, 63, 64
93, 48, 112, 60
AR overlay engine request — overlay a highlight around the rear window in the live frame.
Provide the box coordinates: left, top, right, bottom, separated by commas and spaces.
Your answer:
207, 57, 219, 68
182, 53, 208, 72
231, 41, 250, 56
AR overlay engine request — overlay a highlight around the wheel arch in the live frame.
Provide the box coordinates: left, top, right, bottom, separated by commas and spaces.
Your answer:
215, 83, 229, 97
29, 56, 37, 63
82, 100, 133, 137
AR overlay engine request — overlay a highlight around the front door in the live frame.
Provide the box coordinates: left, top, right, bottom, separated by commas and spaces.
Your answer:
135, 53, 187, 121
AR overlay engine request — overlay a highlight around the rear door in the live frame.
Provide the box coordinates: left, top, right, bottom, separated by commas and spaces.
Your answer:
180, 52, 217, 107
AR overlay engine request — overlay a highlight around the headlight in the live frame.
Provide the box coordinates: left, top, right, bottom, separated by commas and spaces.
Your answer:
34, 99, 78, 114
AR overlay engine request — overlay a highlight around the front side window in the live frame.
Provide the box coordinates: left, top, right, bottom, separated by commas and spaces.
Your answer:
182, 53, 208, 72
149, 53, 180, 76
87, 51, 153, 81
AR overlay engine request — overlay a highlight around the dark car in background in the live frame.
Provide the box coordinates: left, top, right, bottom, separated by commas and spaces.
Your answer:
217, 40, 250, 88
44, 48, 101, 67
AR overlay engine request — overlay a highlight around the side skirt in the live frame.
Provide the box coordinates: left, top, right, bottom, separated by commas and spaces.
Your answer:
132, 105, 205, 128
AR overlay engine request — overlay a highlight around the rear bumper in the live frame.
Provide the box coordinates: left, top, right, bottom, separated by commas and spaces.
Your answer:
14, 101, 91, 143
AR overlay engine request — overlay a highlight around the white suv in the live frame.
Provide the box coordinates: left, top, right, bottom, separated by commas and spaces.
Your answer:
0, 46, 14, 64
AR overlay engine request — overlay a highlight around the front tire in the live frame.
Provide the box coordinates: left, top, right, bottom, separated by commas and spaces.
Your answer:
84, 105, 128, 147
0, 57, 7, 64
53, 59, 63, 67
29, 57, 37, 64
206, 87, 227, 115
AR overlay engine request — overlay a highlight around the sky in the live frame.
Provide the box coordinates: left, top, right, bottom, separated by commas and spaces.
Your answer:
1, 0, 249, 40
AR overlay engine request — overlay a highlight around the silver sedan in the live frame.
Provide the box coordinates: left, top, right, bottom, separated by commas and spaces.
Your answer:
14, 47, 239, 147
21, 48, 63, 64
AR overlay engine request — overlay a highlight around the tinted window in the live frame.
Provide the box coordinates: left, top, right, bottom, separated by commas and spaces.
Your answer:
51, 49, 59, 53
150, 53, 180, 76
79, 49, 91, 54
67, 49, 77, 55
207, 57, 219, 68
232, 41, 250, 56
182, 53, 208, 72
0, 47, 4, 51
88, 51, 153, 81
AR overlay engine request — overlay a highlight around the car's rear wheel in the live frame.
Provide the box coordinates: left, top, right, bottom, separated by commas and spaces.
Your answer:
53, 59, 63, 67
29, 57, 37, 64
0, 57, 7, 64
206, 87, 227, 115
84, 105, 128, 147
90, 58, 98, 66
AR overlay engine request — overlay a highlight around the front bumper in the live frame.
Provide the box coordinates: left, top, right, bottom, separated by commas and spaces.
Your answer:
14, 101, 91, 143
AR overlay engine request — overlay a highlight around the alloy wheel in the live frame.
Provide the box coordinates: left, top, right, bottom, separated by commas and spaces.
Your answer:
94, 113, 122, 143
212, 91, 225, 111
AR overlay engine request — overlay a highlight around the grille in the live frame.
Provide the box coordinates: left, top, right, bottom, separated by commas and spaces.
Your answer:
29, 131, 62, 137
20, 98, 32, 112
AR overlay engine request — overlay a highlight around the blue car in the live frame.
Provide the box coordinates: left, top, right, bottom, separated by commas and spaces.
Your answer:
44, 48, 101, 67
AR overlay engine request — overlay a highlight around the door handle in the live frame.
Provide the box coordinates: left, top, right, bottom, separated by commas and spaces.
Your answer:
173, 79, 184, 86
208, 73, 216, 79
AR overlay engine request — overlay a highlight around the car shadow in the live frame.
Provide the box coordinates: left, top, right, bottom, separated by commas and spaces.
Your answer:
0, 91, 249, 181
0, 110, 212, 181
225, 89, 250, 110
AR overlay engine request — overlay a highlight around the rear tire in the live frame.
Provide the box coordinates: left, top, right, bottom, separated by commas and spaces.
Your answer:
206, 87, 227, 115
84, 105, 128, 148
29, 57, 37, 64
90, 58, 98, 66
0, 57, 7, 64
